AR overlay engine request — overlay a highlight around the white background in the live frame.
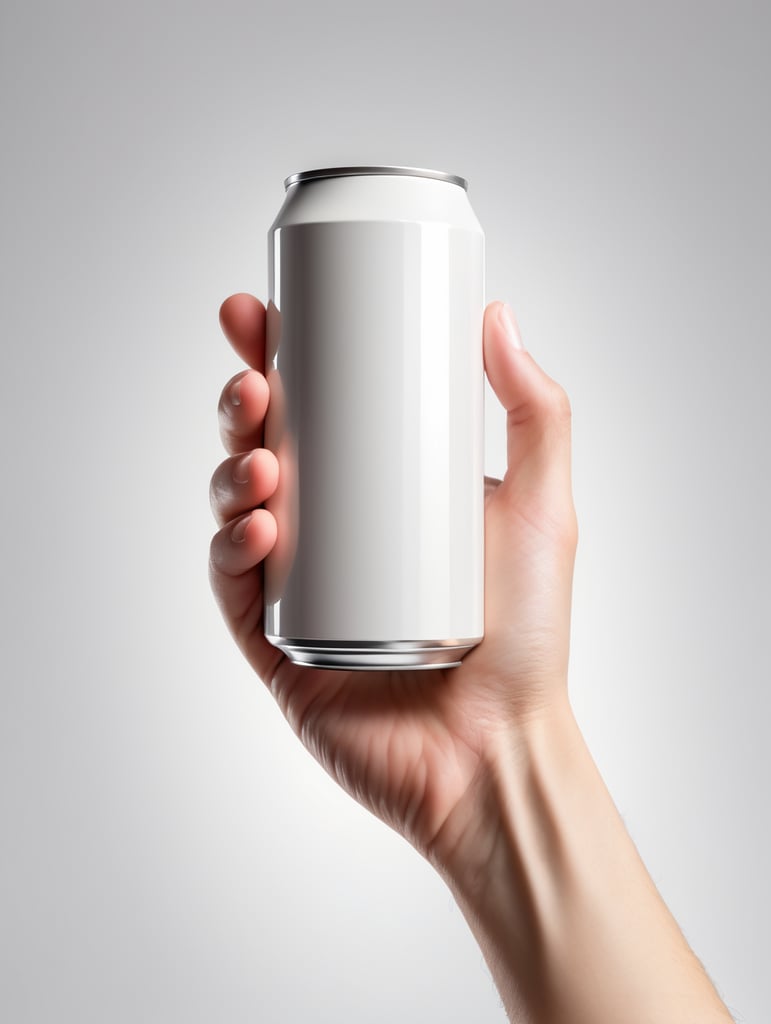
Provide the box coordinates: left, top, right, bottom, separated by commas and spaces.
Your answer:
1, 2, 768, 1021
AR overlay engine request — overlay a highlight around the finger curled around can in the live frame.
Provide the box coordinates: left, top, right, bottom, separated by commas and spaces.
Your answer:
219, 293, 266, 370
209, 508, 278, 582
209, 448, 280, 527
218, 369, 270, 455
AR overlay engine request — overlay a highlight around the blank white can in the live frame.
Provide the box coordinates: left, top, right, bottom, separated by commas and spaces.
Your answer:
263, 166, 484, 670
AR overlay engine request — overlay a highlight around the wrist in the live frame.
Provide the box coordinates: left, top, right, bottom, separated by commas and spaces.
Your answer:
426, 693, 734, 1023
426, 691, 576, 899
425, 694, 578, 1019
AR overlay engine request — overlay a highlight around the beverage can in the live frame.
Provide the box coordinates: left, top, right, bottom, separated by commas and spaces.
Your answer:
264, 165, 484, 669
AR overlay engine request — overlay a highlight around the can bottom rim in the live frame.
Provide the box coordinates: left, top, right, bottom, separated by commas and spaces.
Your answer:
265, 636, 482, 671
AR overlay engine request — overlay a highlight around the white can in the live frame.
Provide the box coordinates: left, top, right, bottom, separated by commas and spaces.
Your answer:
264, 166, 484, 670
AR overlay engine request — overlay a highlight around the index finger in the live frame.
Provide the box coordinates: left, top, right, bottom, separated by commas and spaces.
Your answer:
219, 293, 266, 370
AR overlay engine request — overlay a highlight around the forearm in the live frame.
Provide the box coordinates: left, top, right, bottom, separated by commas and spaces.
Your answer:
430, 698, 732, 1024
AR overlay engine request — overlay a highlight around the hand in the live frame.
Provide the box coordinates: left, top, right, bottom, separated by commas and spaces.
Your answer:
208, 293, 577, 870
209, 296, 735, 1023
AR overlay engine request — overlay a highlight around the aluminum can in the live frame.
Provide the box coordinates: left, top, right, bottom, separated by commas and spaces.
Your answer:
263, 166, 484, 670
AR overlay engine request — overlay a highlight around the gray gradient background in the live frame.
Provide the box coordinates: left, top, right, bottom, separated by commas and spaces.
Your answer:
1, 1, 768, 1021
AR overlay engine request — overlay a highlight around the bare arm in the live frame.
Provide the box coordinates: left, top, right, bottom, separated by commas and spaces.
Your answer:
432, 698, 733, 1023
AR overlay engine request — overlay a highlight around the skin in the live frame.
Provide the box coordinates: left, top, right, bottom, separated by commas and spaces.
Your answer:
209, 294, 575, 863
209, 294, 734, 1023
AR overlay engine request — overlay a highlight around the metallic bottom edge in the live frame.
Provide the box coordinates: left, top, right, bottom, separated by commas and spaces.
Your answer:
265, 636, 483, 671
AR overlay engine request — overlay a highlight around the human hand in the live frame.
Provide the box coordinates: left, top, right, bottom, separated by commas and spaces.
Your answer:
208, 293, 577, 872
209, 296, 737, 1023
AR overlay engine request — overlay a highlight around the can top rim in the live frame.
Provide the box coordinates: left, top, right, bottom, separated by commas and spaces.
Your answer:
284, 166, 468, 191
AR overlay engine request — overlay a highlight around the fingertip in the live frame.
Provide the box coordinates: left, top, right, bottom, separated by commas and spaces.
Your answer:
236, 507, 277, 552
229, 367, 270, 419
483, 300, 565, 427
253, 506, 278, 547
210, 508, 278, 579
257, 447, 280, 495
498, 302, 526, 350
219, 366, 269, 413
483, 301, 530, 414
219, 293, 267, 369
484, 300, 525, 356
240, 508, 278, 565
219, 292, 264, 329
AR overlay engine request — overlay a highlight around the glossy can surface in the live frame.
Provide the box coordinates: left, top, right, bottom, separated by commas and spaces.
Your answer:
264, 166, 485, 669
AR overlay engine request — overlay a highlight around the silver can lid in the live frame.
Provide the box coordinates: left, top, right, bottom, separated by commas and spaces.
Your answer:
284, 165, 468, 191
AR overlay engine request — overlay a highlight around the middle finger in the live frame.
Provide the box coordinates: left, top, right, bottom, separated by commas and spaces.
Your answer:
218, 369, 270, 455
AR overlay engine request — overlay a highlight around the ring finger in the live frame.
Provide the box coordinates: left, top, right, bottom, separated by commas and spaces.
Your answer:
209, 447, 280, 527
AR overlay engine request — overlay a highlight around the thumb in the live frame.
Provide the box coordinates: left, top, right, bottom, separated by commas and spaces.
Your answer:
483, 301, 575, 517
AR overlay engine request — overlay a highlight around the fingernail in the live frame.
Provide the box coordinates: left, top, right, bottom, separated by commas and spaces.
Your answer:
499, 303, 525, 350
232, 452, 252, 484
230, 378, 242, 406
231, 512, 252, 543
